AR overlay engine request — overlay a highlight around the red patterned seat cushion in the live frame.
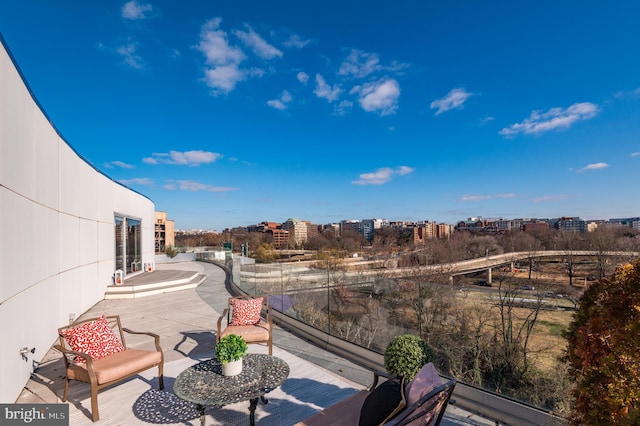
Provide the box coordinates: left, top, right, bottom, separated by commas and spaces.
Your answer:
61, 315, 125, 362
230, 297, 263, 326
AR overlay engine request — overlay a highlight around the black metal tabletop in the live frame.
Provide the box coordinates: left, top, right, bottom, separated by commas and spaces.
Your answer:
174, 353, 289, 408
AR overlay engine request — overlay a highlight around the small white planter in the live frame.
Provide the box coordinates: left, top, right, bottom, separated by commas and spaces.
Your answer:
221, 358, 243, 376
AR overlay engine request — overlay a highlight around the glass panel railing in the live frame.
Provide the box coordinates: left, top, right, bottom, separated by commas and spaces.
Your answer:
196, 251, 569, 416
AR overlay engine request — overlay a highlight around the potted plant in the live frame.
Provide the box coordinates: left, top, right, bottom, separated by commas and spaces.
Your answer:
215, 334, 248, 376
384, 334, 434, 380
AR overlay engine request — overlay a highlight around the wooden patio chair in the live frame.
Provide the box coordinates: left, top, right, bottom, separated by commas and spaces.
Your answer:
296, 364, 456, 426
55, 315, 164, 422
217, 296, 273, 355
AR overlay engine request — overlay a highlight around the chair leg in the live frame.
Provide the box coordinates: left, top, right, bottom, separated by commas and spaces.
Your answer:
90, 386, 99, 422
268, 338, 273, 356
62, 377, 69, 402
158, 364, 164, 390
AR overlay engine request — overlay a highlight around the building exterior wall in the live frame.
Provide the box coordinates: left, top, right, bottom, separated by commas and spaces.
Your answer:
436, 223, 453, 239
155, 211, 175, 253
268, 229, 289, 248
0, 38, 155, 402
555, 217, 587, 232
306, 221, 319, 240
283, 218, 307, 246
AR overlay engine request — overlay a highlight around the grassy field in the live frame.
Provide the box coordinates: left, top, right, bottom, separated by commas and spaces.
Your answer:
456, 259, 602, 372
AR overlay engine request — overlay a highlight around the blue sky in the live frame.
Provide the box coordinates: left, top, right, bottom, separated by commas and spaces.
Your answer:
2, 1, 640, 231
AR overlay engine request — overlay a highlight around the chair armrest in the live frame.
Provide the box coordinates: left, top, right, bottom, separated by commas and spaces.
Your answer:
122, 328, 162, 352
369, 370, 398, 391
54, 344, 95, 363
54, 344, 98, 383
217, 308, 229, 338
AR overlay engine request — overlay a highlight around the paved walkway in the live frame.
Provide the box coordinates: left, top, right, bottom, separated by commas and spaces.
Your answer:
17, 261, 492, 425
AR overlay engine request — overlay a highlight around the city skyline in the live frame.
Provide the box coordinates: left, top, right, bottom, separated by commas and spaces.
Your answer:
1, 2, 640, 231
180, 214, 639, 234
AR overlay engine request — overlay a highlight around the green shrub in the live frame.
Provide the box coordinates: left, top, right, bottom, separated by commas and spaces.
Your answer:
384, 334, 434, 380
215, 334, 248, 363
165, 245, 178, 258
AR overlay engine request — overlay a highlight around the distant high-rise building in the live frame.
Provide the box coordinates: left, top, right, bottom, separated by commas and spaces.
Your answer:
283, 218, 308, 247
339, 218, 388, 241
522, 220, 550, 233
155, 211, 175, 253
555, 217, 587, 232
306, 221, 320, 240
608, 217, 640, 228
268, 228, 289, 248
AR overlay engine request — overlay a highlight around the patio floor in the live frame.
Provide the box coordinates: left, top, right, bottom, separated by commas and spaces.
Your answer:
16, 261, 493, 425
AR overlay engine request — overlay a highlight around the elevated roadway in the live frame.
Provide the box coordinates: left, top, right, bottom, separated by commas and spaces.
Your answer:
381, 250, 639, 283
239, 250, 640, 289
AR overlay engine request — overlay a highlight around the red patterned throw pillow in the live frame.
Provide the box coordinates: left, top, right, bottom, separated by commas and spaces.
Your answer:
230, 297, 263, 326
61, 315, 125, 362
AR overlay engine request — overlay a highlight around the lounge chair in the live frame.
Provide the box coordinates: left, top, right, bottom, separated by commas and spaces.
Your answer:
296, 363, 456, 426
217, 296, 273, 355
55, 315, 164, 422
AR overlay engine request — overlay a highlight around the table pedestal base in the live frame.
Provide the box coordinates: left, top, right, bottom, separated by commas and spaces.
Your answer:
248, 395, 269, 426
197, 404, 205, 426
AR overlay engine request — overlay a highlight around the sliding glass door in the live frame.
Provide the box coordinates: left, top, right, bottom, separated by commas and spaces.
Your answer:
115, 215, 142, 275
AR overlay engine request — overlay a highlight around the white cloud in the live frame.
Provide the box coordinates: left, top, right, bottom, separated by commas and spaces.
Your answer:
105, 160, 135, 169
500, 102, 599, 136
267, 90, 293, 110
461, 193, 516, 201
338, 49, 408, 78
532, 194, 570, 203
354, 78, 400, 116
430, 88, 473, 115
461, 194, 492, 201
631, 152, 640, 157
119, 177, 153, 186
333, 100, 353, 116
116, 43, 145, 69
121, 1, 153, 20
339, 50, 381, 78
143, 150, 222, 166
203, 65, 245, 93
314, 74, 342, 102
614, 87, 640, 99
577, 162, 609, 173
266, 100, 286, 110
233, 26, 282, 60
397, 166, 414, 175
164, 180, 238, 192
352, 166, 413, 185
283, 34, 311, 49
196, 18, 247, 94
297, 71, 309, 84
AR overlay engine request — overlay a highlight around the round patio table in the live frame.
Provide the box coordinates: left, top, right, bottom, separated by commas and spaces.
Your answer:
174, 353, 289, 426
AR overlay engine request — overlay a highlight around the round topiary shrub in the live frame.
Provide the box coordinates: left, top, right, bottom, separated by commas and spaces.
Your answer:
215, 334, 248, 363
384, 334, 434, 380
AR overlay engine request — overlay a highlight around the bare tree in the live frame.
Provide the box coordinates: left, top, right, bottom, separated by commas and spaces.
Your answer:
555, 230, 586, 286
585, 226, 619, 279
492, 271, 545, 381
466, 235, 503, 258
502, 231, 544, 279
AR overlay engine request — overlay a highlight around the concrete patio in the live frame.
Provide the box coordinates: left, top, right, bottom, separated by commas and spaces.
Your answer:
16, 260, 493, 425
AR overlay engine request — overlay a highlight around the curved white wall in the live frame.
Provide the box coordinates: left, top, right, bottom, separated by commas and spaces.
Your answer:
0, 38, 155, 402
